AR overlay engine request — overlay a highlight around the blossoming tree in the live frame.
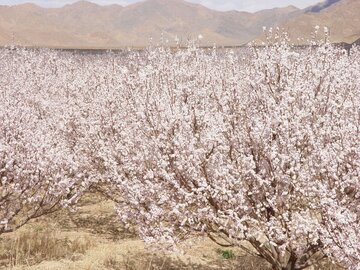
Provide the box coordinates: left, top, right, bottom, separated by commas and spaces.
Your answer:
107, 44, 360, 269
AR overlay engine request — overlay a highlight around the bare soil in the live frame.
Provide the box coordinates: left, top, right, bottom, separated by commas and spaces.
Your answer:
0, 193, 337, 270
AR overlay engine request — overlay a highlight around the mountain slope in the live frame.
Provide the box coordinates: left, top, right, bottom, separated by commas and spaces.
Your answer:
0, 0, 358, 48
279, 0, 360, 44
305, 0, 341, 13
0, 0, 299, 48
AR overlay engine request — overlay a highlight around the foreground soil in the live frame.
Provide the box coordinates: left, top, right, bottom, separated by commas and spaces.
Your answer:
0, 194, 338, 270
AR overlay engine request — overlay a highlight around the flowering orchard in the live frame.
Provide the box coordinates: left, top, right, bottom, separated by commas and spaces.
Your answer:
0, 40, 359, 270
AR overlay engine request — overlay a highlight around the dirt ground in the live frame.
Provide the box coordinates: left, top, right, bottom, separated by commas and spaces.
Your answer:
0, 193, 270, 270
0, 193, 337, 270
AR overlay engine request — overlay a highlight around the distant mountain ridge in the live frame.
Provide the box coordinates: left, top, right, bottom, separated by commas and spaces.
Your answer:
305, 0, 341, 13
279, 0, 360, 44
0, 0, 358, 48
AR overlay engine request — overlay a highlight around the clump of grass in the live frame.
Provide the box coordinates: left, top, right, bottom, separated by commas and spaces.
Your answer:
216, 249, 235, 260
0, 229, 93, 267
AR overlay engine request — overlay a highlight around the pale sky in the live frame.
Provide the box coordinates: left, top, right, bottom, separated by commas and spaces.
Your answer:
0, 0, 323, 12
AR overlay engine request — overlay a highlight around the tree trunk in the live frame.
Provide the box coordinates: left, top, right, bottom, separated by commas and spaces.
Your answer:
272, 252, 298, 270
283, 252, 297, 270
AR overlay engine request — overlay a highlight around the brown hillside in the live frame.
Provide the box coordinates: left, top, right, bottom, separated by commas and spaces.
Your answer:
279, 0, 360, 44
0, 0, 358, 48
0, 0, 299, 48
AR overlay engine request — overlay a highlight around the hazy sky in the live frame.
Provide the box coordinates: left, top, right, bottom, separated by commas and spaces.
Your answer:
0, 0, 322, 12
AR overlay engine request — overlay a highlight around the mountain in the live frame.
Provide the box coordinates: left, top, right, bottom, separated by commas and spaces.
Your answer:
278, 0, 360, 44
0, 0, 300, 48
0, 0, 358, 48
305, 0, 341, 13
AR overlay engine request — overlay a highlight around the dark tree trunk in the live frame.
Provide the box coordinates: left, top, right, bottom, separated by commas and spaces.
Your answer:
272, 252, 298, 270
283, 252, 297, 270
